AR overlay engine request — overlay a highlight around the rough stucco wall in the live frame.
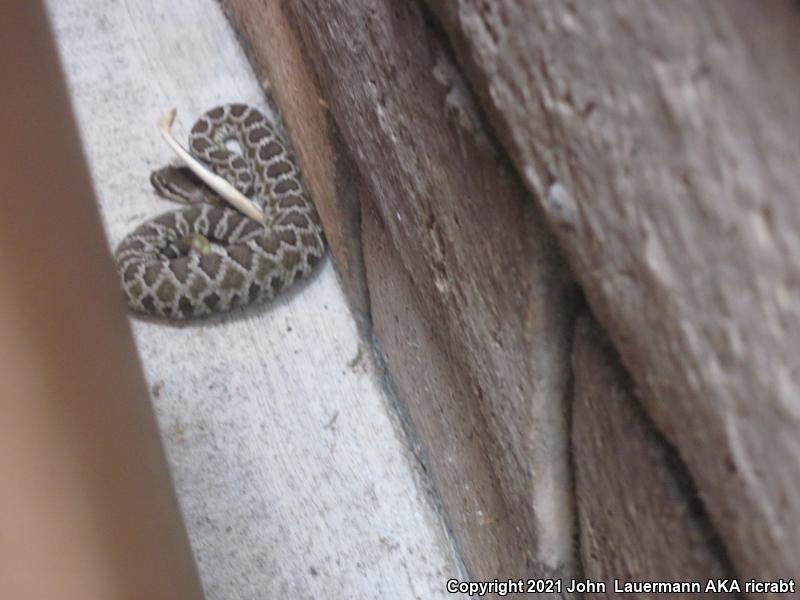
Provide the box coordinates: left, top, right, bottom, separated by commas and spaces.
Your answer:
572, 316, 738, 598
428, 0, 800, 583
227, 0, 579, 585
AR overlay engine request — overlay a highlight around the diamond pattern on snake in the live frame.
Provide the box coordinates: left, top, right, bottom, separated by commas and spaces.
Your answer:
115, 104, 326, 319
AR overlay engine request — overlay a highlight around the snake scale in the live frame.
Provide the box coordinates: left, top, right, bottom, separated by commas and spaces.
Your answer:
115, 104, 325, 319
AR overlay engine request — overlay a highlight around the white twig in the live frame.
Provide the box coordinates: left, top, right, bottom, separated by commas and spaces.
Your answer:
157, 107, 265, 224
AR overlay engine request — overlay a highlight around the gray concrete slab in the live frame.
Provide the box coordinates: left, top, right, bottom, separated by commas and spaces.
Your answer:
45, 1, 465, 597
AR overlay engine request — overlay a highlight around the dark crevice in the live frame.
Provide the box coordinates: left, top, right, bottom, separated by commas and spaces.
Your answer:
328, 118, 373, 336
578, 317, 743, 593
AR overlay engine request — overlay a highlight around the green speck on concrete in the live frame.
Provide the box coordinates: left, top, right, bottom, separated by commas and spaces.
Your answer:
347, 344, 365, 369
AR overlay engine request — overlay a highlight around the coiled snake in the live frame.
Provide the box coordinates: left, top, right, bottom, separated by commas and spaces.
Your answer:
114, 104, 325, 319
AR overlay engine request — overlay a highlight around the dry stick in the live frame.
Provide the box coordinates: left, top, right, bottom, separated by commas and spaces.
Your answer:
157, 107, 265, 224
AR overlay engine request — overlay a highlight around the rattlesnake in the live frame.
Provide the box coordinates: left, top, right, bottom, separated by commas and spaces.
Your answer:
114, 104, 325, 319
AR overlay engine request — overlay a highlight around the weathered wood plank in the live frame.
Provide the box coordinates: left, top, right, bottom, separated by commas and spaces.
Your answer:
226, 0, 580, 585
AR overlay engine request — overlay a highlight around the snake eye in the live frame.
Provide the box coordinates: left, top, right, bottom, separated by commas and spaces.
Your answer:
150, 170, 169, 193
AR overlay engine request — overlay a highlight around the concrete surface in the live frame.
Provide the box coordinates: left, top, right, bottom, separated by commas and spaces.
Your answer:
45, 1, 465, 598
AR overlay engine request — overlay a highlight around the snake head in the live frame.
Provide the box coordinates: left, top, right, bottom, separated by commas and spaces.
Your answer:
150, 165, 221, 205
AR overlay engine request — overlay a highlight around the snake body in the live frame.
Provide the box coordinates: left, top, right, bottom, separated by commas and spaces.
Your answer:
115, 104, 325, 319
